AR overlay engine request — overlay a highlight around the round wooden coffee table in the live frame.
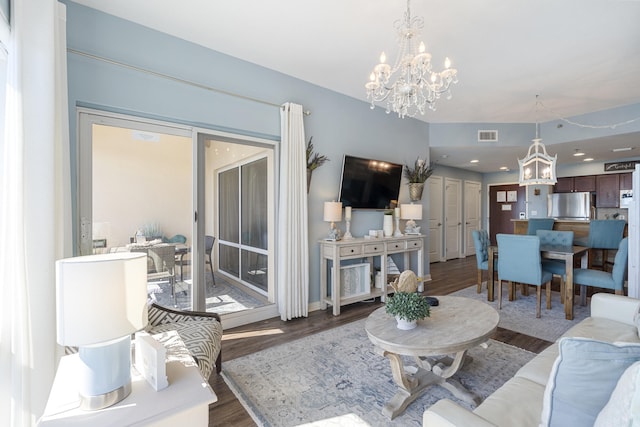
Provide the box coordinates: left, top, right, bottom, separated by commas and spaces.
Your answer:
365, 295, 499, 419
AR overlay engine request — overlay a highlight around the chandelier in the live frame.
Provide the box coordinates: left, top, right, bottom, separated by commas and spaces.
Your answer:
365, 0, 458, 119
518, 122, 557, 186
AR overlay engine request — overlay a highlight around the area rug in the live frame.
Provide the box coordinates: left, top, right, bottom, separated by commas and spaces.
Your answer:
450, 284, 590, 342
222, 318, 536, 427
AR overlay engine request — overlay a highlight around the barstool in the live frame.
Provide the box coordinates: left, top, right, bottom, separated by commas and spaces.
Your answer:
578, 220, 626, 271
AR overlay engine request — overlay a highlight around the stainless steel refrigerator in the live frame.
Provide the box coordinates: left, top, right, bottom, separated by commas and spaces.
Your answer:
547, 192, 593, 220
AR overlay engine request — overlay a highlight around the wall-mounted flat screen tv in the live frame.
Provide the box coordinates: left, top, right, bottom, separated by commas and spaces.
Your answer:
338, 155, 403, 209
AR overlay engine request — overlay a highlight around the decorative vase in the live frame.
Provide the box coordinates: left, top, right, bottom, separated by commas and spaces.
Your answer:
395, 316, 417, 330
408, 182, 425, 202
383, 215, 393, 237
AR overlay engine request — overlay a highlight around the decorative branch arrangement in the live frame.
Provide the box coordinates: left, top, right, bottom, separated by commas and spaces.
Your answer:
404, 158, 435, 183
306, 137, 329, 171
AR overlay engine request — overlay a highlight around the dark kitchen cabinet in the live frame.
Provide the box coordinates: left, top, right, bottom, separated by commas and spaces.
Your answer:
620, 173, 633, 190
596, 174, 620, 207
554, 176, 596, 193
554, 177, 575, 193
573, 175, 596, 192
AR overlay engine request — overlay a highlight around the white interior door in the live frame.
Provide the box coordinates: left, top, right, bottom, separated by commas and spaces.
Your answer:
464, 180, 481, 256
445, 178, 462, 260
428, 176, 443, 263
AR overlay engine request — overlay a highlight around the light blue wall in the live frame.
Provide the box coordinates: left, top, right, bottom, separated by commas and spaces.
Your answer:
63, 1, 431, 305
63, 1, 640, 306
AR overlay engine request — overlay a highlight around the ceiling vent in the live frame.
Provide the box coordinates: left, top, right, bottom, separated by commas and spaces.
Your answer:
478, 130, 498, 142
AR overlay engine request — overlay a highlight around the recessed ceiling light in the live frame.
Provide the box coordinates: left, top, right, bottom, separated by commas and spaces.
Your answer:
441, 154, 449, 159
584, 158, 594, 162
499, 166, 509, 171
573, 151, 585, 157
612, 147, 633, 152
470, 159, 479, 163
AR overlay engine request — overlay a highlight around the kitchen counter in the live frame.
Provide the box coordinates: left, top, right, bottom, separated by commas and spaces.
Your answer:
512, 219, 591, 239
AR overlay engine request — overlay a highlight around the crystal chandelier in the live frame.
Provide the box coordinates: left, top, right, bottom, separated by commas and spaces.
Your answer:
518, 123, 557, 186
365, 0, 458, 119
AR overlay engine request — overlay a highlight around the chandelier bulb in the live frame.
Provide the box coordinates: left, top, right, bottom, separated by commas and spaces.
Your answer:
419, 42, 426, 53
379, 52, 386, 64
369, 72, 375, 82
444, 57, 451, 69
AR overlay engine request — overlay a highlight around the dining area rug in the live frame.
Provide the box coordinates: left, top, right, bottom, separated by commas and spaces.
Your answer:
222, 318, 536, 427
450, 283, 590, 342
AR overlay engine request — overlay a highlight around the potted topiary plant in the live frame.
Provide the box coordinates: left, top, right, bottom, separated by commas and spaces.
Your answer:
385, 276, 431, 329
404, 158, 435, 201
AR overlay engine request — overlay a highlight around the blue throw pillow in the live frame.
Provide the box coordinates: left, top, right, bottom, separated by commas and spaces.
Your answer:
540, 337, 640, 427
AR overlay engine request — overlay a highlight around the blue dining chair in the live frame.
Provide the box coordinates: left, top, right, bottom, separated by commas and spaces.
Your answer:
472, 230, 496, 293
536, 230, 574, 303
573, 237, 628, 296
577, 220, 626, 271
497, 234, 553, 318
527, 218, 555, 235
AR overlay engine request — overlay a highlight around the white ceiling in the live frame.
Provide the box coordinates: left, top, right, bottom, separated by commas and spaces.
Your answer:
71, 0, 640, 173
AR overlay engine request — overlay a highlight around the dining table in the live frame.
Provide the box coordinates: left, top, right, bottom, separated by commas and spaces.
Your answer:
487, 243, 589, 320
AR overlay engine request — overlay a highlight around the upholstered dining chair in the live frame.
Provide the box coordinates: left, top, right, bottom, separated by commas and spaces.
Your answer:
575, 220, 626, 271
496, 234, 553, 318
536, 230, 574, 302
205, 235, 217, 286
472, 229, 495, 293
526, 218, 555, 235
573, 237, 628, 296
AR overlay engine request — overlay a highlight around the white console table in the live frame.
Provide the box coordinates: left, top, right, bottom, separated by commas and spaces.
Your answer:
38, 334, 217, 426
319, 235, 425, 315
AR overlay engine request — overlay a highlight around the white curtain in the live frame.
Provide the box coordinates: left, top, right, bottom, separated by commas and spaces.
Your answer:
0, 2, 71, 425
277, 103, 309, 320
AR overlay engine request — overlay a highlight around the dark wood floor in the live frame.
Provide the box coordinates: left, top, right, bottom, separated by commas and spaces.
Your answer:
207, 255, 553, 426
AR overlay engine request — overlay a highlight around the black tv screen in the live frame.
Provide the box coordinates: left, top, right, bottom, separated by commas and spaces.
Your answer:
338, 155, 402, 209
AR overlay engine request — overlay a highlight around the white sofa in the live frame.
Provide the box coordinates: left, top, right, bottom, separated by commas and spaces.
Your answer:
423, 293, 640, 427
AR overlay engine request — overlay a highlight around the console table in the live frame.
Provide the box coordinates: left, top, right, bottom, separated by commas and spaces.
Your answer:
319, 235, 425, 315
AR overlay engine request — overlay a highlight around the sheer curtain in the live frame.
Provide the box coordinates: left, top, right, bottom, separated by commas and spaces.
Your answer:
277, 103, 309, 320
0, 2, 71, 425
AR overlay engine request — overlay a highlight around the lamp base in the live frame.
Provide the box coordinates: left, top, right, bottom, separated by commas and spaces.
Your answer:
77, 335, 133, 411
80, 381, 131, 411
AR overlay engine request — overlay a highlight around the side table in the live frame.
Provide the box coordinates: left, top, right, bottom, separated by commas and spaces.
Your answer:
38, 332, 216, 426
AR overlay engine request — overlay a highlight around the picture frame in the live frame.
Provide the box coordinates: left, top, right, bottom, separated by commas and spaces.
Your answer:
333, 263, 371, 298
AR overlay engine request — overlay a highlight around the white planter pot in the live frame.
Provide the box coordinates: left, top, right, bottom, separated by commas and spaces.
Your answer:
383, 215, 393, 237
395, 317, 417, 330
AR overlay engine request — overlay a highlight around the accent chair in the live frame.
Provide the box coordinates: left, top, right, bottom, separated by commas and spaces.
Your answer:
573, 237, 628, 297
472, 229, 495, 293
536, 229, 574, 303
497, 233, 553, 318
526, 218, 555, 235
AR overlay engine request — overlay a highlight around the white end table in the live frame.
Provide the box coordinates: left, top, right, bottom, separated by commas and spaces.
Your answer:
38, 333, 216, 426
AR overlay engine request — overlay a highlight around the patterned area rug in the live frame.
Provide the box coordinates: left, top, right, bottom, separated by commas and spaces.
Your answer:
450, 284, 590, 342
222, 318, 535, 427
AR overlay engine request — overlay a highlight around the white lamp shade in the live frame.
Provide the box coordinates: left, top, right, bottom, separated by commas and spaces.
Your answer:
56, 252, 148, 346
323, 201, 343, 222
400, 203, 423, 220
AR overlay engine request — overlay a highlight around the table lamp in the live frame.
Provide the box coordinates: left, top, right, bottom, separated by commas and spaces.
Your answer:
400, 203, 423, 234
56, 252, 148, 410
324, 201, 342, 240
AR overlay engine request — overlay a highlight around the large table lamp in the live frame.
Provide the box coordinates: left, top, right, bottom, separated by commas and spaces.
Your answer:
56, 252, 148, 410
400, 203, 423, 234
323, 201, 343, 240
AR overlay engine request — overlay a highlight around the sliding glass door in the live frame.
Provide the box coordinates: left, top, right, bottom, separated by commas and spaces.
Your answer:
218, 155, 272, 296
